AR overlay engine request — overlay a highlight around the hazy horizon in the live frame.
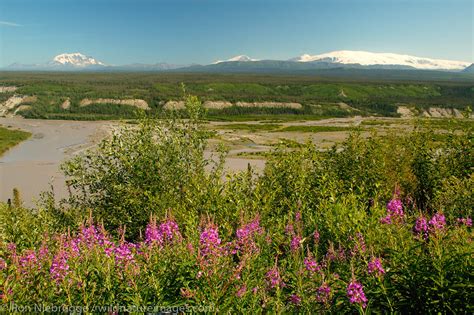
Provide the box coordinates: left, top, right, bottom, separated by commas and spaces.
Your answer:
0, 0, 473, 67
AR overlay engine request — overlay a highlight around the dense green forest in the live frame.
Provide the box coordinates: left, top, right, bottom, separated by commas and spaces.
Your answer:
0, 72, 473, 120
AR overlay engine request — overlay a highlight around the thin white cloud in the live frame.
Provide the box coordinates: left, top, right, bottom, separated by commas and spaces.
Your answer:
0, 20, 22, 27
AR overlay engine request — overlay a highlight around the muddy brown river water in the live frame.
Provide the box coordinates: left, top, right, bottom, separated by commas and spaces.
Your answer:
0, 118, 111, 206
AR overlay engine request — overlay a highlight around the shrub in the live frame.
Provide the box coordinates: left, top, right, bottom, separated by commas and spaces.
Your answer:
0, 95, 472, 312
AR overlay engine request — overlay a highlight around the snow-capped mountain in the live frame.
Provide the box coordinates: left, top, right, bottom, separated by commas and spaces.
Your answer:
462, 64, 474, 73
51, 53, 106, 67
214, 55, 259, 64
289, 50, 470, 70
4, 50, 472, 74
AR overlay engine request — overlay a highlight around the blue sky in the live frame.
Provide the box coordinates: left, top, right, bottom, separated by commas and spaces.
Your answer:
0, 0, 472, 67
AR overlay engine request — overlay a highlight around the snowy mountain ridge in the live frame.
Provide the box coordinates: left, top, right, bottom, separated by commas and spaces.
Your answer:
289, 50, 470, 70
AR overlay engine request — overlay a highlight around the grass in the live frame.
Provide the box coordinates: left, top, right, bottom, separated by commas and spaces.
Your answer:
213, 123, 282, 132
206, 114, 327, 122
417, 118, 474, 130
0, 126, 31, 156
213, 123, 355, 133
277, 125, 355, 133
361, 120, 398, 126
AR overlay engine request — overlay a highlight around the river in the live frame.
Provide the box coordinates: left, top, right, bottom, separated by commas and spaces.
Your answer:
0, 118, 265, 207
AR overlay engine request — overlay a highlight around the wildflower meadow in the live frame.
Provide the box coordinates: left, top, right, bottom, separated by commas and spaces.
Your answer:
0, 97, 472, 313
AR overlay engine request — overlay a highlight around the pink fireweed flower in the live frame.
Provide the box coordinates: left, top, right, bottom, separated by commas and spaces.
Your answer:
289, 294, 302, 305
347, 280, 367, 308
18, 250, 39, 272
104, 245, 115, 257
200, 224, 221, 258
413, 216, 429, 239
387, 199, 404, 217
235, 216, 264, 254
114, 243, 135, 265
290, 236, 302, 252
316, 283, 331, 304
380, 215, 392, 224
313, 230, 320, 244
381, 199, 404, 224
6, 243, 16, 257
97, 228, 115, 250
38, 243, 49, 260
50, 250, 69, 283
304, 256, 320, 273
456, 217, 472, 227
145, 219, 163, 244
64, 224, 115, 257
266, 266, 284, 289
295, 211, 302, 222
0, 258, 6, 270
337, 245, 346, 260
65, 238, 80, 256
159, 219, 181, 240
78, 225, 100, 247
350, 232, 366, 256
325, 245, 336, 262
356, 233, 366, 252
285, 224, 294, 235
145, 218, 182, 246
236, 216, 263, 240
429, 212, 446, 232
236, 285, 247, 298
368, 257, 385, 276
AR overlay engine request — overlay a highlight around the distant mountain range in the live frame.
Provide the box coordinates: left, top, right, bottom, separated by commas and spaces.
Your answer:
288, 50, 469, 70
462, 64, 474, 73
3, 51, 473, 74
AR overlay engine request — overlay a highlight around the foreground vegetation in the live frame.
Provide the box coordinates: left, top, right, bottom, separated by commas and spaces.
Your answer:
0, 126, 30, 156
0, 96, 472, 312
1, 72, 473, 120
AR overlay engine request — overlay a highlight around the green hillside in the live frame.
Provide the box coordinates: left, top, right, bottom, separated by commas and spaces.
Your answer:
1, 72, 473, 120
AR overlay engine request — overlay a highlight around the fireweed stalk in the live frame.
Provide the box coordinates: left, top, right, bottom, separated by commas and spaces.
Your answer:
367, 257, 385, 277
414, 215, 429, 240
0, 203, 471, 312
347, 280, 368, 309
381, 199, 404, 224
429, 212, 446, 233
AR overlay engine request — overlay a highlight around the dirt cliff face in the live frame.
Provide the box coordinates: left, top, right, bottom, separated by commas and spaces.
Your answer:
397, 106, 470, 118
0, 86, 18, 93
79, 98, 150, 110
164, 100, 185, 110
61, 99, 71, 110
164, 100, 302, 111
203, 101, 233, 109
235, 102, 302, 109
0, 95, 28, 117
